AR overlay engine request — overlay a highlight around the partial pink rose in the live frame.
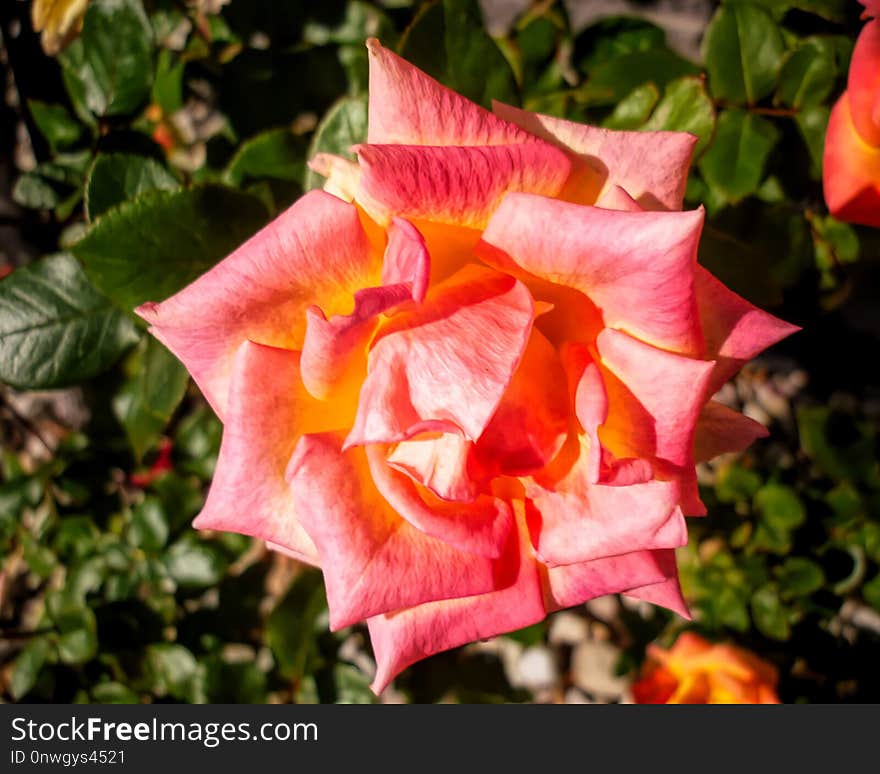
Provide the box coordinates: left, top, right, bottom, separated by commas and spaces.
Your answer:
137, 39, 798, 693
823, 1, 880, 226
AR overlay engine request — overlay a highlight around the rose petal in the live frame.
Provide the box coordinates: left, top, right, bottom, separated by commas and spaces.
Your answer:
300, 218, 430, 401
193, 341, 345, 563
597, 328, 715, 468
559, 342, 607, 483
595, 183, 643, 211
367, 508, 545, 693
474, 328, 569, 477
287, 433, 517, 631
266, 541, 317, 566
355, 143, 571, 229
300, 286, 408, 401
365, 38, 531, 146
479, 193, 705, 356
346, 265, 534, 447
136, 190, 378, 416
544, 548, 678, 610
381, 217, 431, 303
695, 266, 801, 392
492, 102, 697, 211
694, 400, 769, 463
623, 572, 692, 619
386, 431, 479, 503
848, 19, 880, 146
823, 92, 880, 228
368, 445, 513, 558
525, 437, 686, 567
307, 153, 361, 202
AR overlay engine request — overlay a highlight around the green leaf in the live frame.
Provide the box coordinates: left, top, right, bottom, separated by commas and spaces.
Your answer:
113, 337, 189, 461
741, 0, 849, 23
72, 185, 269, 310
751, 585, 791, 640
28, 101, 84, 152
775, 557, 825, 598
128, 496, 170, 552
85, 153, 178, 221
333, 664, 377, 704
174, 405, 221, 479
812, 213, 860, 284
58, 626, 99, 664
755, 484, 806, 529
642, 76, 716, 157
47, 595, 99, 665
578, 49, 698, 107
795, 105, 830, 180
154, 473, 204, 532
266, 570, 328, 682
22, 532, 57, 579
224, 128, 307, 187
58, 0, 154, 117
304, 96, 368, 191
703, 2, 785, 104
715, 462, 762, 503
151, 49, 184, 114
826, 481, 863, 525
91, 682, 140, 703
146, 643, 204, 702
10, 637, 52, 701
0, 254, 139, 389
699, 108, 780, 203
304, 1, 396, 45
752, 483, 806, 553
776, 38, 837, 109
12, 173, 62, 210
13, 153, 90, 212
53, 517, 100, 562
203, 656, 266, 703
602, 83, 660, 130
574, 16, 668, 72
510, 3, 569, 101
399, 0, 519, 109
304, 0, 397, 90
66, 557, 107, 600
165, 537, 228, 589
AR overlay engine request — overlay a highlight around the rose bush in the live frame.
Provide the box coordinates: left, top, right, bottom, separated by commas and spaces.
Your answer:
632, 632, 780, 704
137, 39, 797, 693
823, 0, 880, 227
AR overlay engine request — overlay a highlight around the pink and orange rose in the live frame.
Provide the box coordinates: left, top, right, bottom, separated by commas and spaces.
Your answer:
138, 40, 797, 693
823, 0, 880, 226
632, 632, 781, 704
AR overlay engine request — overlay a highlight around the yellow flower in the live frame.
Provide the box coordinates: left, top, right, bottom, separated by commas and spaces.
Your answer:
32, 0, 89, 56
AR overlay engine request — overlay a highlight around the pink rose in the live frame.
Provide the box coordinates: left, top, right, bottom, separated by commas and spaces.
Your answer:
823, 0, 880, 226
137, 39, 798, 693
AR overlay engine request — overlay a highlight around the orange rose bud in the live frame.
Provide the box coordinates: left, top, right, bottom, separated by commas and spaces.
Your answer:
152, 123, 176, 153
633, 632, 781, 704
822, 2, 880, 227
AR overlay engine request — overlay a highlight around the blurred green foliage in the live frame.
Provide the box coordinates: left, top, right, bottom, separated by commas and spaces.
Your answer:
1, 0, 879, 703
